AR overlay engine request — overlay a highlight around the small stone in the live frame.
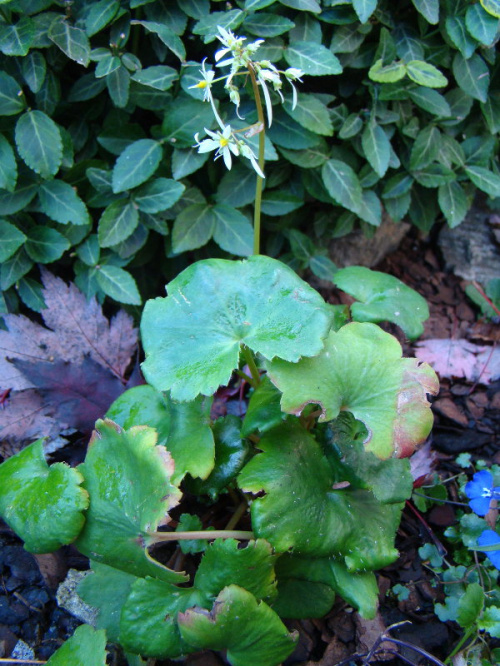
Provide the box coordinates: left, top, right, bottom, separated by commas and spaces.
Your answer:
56, 570, 98, 626
10, 639, 35, 661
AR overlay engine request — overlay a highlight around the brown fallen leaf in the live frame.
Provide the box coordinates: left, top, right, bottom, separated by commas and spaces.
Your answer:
0, 271, 138, 456
415, 338, 500, 384
0, 268, 137, 391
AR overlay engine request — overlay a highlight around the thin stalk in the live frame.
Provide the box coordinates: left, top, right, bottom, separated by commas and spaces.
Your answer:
247, 64, 265, 255
242, 344, 261, 386
149, 530, 254, 543
225, 499, 248, 530
444, 627, 476, 664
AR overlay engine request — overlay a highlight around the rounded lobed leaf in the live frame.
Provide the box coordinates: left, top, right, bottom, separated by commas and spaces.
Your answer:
75, 419, 187, 583
46, 624, 106, 666
178, 585, 298, 666
141, 256, 333, 401
238, 421, 403, 567
334, 265, 429, 339
266, 323, 439, 458
0, 439, 88, 553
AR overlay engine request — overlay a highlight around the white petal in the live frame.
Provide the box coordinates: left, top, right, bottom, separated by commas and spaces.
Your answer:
260, 79, 273, 127
222, 146, 232, 170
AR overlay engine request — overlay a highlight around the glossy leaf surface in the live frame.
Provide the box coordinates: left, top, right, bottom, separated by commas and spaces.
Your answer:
46, 625, 106, 666
333, 265, 429, 339
178, 585, 298, 666
141, 256, 333, 401
0, 439, 88, 553
75, 420, 187, 583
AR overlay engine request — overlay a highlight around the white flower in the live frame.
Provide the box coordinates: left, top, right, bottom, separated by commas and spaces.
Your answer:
194, 125, 240, 170
238, 141, 265, 178
284, 68, 303, 110
188, 59, 215, 101
215, 26, 263, 72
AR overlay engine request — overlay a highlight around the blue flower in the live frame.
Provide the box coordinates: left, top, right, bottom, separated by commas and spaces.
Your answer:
465, 470, 500, 516
477, 530, 500, 570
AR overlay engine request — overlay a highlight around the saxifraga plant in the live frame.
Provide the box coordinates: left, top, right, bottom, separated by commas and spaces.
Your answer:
1, 0, 500, 314
0, 28, 440, 666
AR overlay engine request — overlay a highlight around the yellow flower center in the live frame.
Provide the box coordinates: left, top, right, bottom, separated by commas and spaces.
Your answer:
220, 137, 229, 147
195, 80, 208, 89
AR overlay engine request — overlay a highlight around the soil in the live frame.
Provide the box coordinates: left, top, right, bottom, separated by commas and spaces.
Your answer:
0, 231, 498, 666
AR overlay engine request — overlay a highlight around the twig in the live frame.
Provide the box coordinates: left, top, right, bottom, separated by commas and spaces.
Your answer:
471, 280, 500, 317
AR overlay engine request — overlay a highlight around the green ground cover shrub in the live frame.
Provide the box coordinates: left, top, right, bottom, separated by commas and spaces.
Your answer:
0, 0, 499, 312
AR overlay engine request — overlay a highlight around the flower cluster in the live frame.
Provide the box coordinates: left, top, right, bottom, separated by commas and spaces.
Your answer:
465, 469, 500, 569
190, 27, 303, 177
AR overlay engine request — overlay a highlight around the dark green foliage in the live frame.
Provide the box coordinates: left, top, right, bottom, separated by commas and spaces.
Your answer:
0, 0, 499, 310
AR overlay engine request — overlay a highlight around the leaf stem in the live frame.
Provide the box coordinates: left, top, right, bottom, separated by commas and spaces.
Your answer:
242, 344, 261, 386
444, 626, 476, 664
225, 499, 248, 530
148, 530, 254, 543
247, 63, 265, 256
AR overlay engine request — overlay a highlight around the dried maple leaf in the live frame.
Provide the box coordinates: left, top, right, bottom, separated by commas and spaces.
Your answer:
0, 271, 138, 456
0, 269, 137, 391
415, 338, 499, 384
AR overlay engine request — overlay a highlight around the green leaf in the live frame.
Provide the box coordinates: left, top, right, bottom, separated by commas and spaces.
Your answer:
413, 163, 456, 188
189, 416, 250, 499
45, 625, 106, 666
457, 583, 484, 629
21, 51, 46, 93
465, 165, 500, 197
481, 0, 500, 18
172, 202, 215, 253
238, 421, 404, 565
266, 323, 439, 458
478, 607, 500, 638
192, 10, 244, 43
195, 539, 278, 603
141, 256, 333, 401
39, 180, 90, 225
382, 173, 414, 199
85, 0, 120, 37
361, 120, 391, 177
120, 578, 198, 658
368, 59, 406, 83
0, 71, 26, 115
212, 204, 253, 257
78, 563, 137, 643
0, 134, 17, 192
178, 0, 210, 19
283, 93, 333, 136
284, 41, 342, 76
132, 65, 178, 91
466, 4, 499, 45
279, 142, 329, 169
48, 18, 90, 66
445, 16, 476, 58
0, 439, 88, 553
333, 265, 430, 339
322, 158, 363, 214
352, 0, 377, 23
408, 87, 451, 117
453, 53, 489, 102
162, 93, 216, 148
288, 229, 315, 262
95, 54, 121, 78
0, 219, 26, 262
411, 0, 439, 24
16, 276, 45, 311
112, 139, 163, 194
241, 376, 286, 438
96, 266, 141, 305
330, 24, 365, 53
106, 65, 130, 107
438, 181, 469, 228
75, 420, 185, 582
0, 248, 32, 290
172, 147, 209, 180
406, 60, 447, 88
261, 191, 304, 216
98, 199, 139, 247
273, 555, 336, 619
15, 110, 62, 179
178, 585, 298, 666
131, 20, 185, 61
410, 125, 440, 170
0, 16, 34, 56
106, 385, 215, 484
133, 178, 184, 213
268, 108, 322, 149
25, 227, 70, 263
279, 0, 320, 10
309, 255, 339, 281
216, 163, 257, 207
243, 13, 295, 37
